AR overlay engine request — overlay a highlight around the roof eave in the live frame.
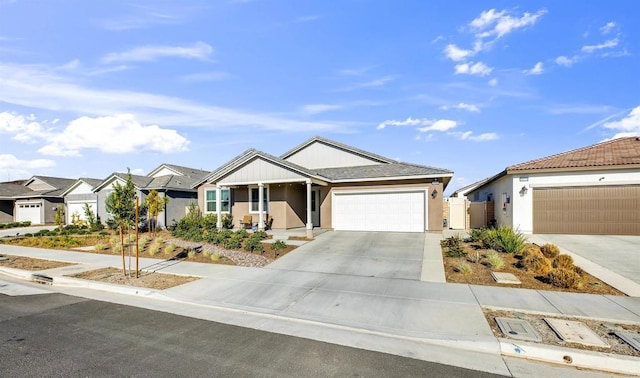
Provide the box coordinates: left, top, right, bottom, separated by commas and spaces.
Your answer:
506, 163, 640, 175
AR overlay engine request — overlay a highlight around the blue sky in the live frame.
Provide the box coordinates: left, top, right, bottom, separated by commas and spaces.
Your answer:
1, 1, 639, 194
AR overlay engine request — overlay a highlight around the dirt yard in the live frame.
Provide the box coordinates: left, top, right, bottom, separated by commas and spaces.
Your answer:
0, 255, 73, 271
71, 267, 199, 290
484, 308, 640, 357
442, 241, 624, 296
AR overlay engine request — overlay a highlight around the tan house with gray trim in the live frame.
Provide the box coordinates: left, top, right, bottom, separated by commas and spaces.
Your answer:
194, 137, 453, 236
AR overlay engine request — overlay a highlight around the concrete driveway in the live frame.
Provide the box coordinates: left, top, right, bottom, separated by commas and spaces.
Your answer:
531, 234, 640, 285
266, 231, 425, 280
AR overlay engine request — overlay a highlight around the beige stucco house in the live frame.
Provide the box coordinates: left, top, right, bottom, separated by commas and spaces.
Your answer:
194, 137, 453, 237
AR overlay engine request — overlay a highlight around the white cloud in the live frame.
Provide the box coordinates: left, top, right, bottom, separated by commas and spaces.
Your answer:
300, 104, 343, 115
337, 75, 396, 91
454, 61, 493, 76
600, 22, 616, 35
602, 106, 640, 139
450, 131, 499, 141
582, 38, 619, 53
444, 44, 475, 62
102, 42, 213, 63
488, 78, 498, 86
441, 103, 480, 112
0, 63, 340, 132
0, 154, 56, 180
377, 117, 425, 130
472, 9, 547, 39
0, 112, 51, 143
555, 55, 578, 67
418, 119, 458, 132
38, 114, 189, 157
524, 61, 544, 75
337, 67, 370, 76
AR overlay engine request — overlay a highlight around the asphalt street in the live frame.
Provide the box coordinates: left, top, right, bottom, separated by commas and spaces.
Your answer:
0, 293, 503, 378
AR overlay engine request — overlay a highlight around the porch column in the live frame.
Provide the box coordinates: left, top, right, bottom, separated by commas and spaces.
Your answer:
258, 182, 264, 230
215, 185, 222, 229
305, 180, 313, 239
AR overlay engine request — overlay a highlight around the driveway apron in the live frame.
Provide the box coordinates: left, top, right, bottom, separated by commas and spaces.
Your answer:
266, 231, 425, 280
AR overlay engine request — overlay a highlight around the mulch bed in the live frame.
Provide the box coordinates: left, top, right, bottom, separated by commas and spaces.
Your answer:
71, 267, 199, 290
484, 308, 640, 357
0, 255, 73, 271
443, 241, 624, 296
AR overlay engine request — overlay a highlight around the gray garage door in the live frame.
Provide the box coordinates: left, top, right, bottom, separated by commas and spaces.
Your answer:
533, 186, 640, 235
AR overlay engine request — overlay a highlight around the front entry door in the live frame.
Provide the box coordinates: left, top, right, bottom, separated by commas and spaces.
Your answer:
311, 189, 320, 227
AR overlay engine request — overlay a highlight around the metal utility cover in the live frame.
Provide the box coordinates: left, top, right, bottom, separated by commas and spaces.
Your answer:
544, 318, 609, 348
615, 331, 640, 352
495, 317, 542, 342
491, 272, 521, 284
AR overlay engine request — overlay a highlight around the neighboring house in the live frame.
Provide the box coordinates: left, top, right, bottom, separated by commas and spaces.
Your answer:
60, 178, 103, 224
194, 137, 453, 236
94, 164, 209, 229
466, 137, 640, 235
0, 182, 33, 223
10, 176, 76, 225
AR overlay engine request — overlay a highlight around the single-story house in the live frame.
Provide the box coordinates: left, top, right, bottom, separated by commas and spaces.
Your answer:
94, 164, 209, 229
8, 176, 76, 225
194, 137, 453, 237
0, 181, 32, 223
466, 136, 640, 235
60, 178, 103, 224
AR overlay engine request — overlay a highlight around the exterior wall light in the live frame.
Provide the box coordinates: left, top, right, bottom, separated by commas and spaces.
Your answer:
431, 189, 438, 198
519, 185, 528, 195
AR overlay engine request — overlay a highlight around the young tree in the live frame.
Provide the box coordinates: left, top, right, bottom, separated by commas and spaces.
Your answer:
54, 205, 64, 230
144, 189, 170, 236
83, 203, 99, 231
105, 169, 137, 276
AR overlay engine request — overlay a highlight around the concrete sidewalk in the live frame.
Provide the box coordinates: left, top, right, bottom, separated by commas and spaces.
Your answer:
1, 243, 639, 376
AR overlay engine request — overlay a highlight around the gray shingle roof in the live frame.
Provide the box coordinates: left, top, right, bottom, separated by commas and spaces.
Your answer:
79, 178, 103, 188
112, 173, 153, 188
0, 183, 34, 199
158, 163, 210, 179
315, 163, 453, 181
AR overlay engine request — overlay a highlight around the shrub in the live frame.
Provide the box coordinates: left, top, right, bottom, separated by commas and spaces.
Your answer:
202, 250, 211, 258
244, 235, 264, 253
252, 231, 268, 240
521, 244, 542, 257
187, 250, 197, 259
221, 214, 234, 229
138, 236, 149, 250
211, 252, 221, 262
457, 263, 473, 275
494, 226, 526, 253
224, 235, 243, 250
467, 227, 489, 243
547, 268, 583, 289
113, 243, 122, 254
109, 236, 118, 245
155, 236, 165, 244
485, 250, 504, 270
164, 243, 176, 256
234, 229, 249, 239
521, 249, 552, 275
202, 214, 218, 230
148, 244, 159, 256
540, 244, 560, 259
553, 254, 574, 270
442, 234, 466, 257
94, 243, 107, 251
271, 239, 287, 252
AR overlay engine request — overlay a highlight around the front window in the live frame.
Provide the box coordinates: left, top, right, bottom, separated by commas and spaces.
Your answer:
205, 188, 230, 213
249, 186, 268, 213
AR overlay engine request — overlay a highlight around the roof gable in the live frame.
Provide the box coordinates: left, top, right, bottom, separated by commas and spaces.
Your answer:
508, 137, 640, 172
25, 177, 57, 192
147, 163, 209, 179
281, 137, 394, 169
61, 178, 102, 197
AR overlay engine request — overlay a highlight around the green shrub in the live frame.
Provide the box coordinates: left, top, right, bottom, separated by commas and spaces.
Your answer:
467, 227, 489, 243
442, 235, 466, 257
224, 235, 243, 250
485, 250, 504, 270
553, 254, 574, 269
221, 214, 234, 229
211, 252, 221, 262
202, 250, 211, 258
155, 236, 165, 244
253, 231, 268, 240
234, 229, 249, 239
457, 263, 473, 275
187, 250, 197, 259
148, 244, 159, 256
202, 214, 218, 230
113, 243, 122, 254
243, 235, 264, 253
494, 226, 526, 253
540, 244, 560, 259
547, 268, 583, 289
164, 243, 176, 256
271, 239, 287, 252
94, 243, 107, 251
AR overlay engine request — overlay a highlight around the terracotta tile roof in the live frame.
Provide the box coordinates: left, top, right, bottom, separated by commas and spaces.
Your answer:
508, 137, 640, 171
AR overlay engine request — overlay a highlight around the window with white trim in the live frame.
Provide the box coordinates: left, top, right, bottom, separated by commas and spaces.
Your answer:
249, 186, 268, 213
205, 188, 230, 213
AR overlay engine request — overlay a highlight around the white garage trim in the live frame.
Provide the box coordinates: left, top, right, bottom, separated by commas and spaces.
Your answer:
16, 201, 43, 224
332, 189, 427, 232
67, 201, 97, 224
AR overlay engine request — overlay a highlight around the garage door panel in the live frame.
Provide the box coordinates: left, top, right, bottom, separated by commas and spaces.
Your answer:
533, 186, 640, 235
333, 191, 425, 233
67, 201, 97, 224
16, 203, 42, 224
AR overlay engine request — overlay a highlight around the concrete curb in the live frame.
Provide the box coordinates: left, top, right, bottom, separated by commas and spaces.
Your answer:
53, 275, 169, 300
499, 338, 640, 376
0, 266, 36, 280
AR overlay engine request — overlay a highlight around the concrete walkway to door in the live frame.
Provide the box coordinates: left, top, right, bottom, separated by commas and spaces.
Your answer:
266, 231, 425, 280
